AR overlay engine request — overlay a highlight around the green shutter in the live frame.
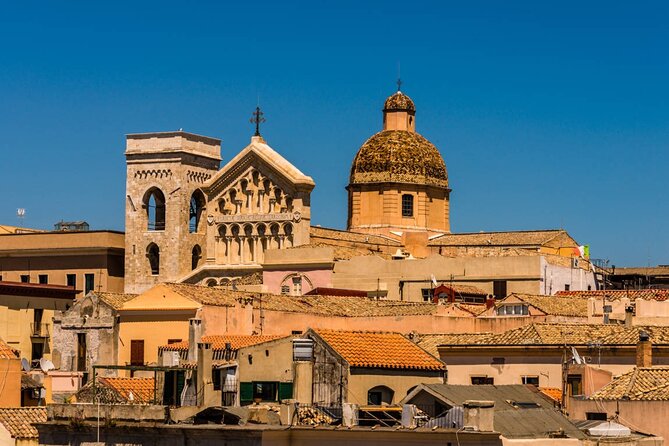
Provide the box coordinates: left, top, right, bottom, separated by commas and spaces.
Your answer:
240, 382, 253, 403
278, 382, 293, 401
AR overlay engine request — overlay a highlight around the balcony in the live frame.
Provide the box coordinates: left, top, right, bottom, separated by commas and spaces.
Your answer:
30, 323, 50, 338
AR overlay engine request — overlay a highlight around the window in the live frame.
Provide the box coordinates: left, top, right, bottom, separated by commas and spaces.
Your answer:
66, 274, 76, 288
189, 191, 205, 233
145, 188, 166, 231
493, 280, 507, 299
522, 376, 539, 386
401, 194, 414, 217
471, 376, 494, 385
496, 304, 529, 316
367, 385, 395, 405
191, 245, 202, 270
130, 340, 145, 366
38, 274, 48, 284
147, 244, 160, 275
292, 277, 302, 296
281, 285, 290, 295
31, 341, 44, 361
84, 273, 95, 294
421, 289, 433, 302
253, 382, 278, 402
20, 275, 29, 283
167, 339, 182, 345
567, 374, 583, 396
586, 412, 607, 421
564, 284, 570, 291
77, 333, 87, 372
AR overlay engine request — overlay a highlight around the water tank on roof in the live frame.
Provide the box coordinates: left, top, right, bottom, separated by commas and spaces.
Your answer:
587, 421, 631, 437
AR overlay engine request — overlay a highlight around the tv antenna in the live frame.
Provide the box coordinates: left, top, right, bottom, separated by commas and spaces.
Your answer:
17, 208, 25, 226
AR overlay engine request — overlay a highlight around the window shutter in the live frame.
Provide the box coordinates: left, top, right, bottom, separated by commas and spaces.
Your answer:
240, 382, 253, 402
278, 382, 293, 401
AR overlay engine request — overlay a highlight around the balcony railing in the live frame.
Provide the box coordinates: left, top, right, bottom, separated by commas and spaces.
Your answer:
30, 323, 50, 338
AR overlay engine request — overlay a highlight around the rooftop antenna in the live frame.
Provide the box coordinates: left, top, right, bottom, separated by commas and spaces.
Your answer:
17, 208, 25, 226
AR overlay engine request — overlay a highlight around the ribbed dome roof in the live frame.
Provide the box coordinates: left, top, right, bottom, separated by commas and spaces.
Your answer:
350, 130, 448, 188
384, 91, 415, 112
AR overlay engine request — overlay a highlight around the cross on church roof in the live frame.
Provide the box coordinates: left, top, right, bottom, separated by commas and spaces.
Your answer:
397, 78, 402, 92
250, 106, 266, 137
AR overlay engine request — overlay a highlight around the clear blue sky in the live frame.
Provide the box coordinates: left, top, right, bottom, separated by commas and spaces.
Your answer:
0, 1, 667, 267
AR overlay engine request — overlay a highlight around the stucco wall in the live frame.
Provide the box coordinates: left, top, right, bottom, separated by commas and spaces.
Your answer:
347, 369, 444, 405
237, 338, 294, 383
118, 318, 191, 367
0, 357, 21, 407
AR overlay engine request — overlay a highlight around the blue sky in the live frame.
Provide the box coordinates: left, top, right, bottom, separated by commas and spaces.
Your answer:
0, 1, 667, 266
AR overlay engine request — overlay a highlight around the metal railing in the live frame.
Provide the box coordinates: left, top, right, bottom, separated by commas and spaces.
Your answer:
30, 323, 50, 337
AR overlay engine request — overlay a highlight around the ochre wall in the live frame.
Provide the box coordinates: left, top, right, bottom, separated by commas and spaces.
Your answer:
0, 357, 21, 407
347, 370, 443, 406
118, 318, 191, 368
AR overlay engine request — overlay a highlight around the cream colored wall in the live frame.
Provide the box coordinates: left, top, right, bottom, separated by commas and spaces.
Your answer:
117, 318, 191, 367
0, 308, 54, 362
0, 357, 21, 407
347, 371, 443, 405
237, 338, 294, 383
0, 426, 14, 446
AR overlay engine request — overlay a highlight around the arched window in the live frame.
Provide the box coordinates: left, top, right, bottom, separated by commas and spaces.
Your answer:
206, 279, 217, 287
145, 188, 166, 231
367, 385, 395, 405
147, 243, 160, 275
191, 245, 202, 270
401, 194, 414, 217
189, 190, 205, 233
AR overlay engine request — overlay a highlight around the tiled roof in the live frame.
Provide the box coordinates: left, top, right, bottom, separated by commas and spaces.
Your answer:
590, 367, 669, 401
614, 266, 669, 277
159, 334, 284, 360
539, 387, 562, 403
313, 329, 445, 371
556, 289, 669, 302
21, 374, 42, 390
98, 377, 156, 404
498, 293, 589, 317
413, 333, 492, 356
0, 338, 19, 359
0, 407, 46, 439
430, 229, 568, 247
438, 323, 669, 347
437, 284, 489, 296
310, 226, 401, 247
94, 291, 139, 310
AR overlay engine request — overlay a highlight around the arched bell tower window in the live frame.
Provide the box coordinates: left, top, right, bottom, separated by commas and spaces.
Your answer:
144, 188, 166, 231
191, 245, 202, 270
189, 190, 205, 233
401, 194, 414, 217
147, 243, 160, 275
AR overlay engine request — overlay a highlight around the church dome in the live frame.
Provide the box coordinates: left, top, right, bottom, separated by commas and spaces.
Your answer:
349, 130, 448, 188
383, 91, 415, 112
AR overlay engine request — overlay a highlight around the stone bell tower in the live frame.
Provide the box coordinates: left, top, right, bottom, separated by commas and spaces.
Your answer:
124, 131, 221, 294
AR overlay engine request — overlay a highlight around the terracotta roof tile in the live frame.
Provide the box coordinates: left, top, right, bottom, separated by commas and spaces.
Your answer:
414, 333, 493, 356
0, 338, 19, 359
590, 367, 669, 401
314, 330, 445, 371
430, 229, 569, 247
438, 323, 669, 347
614, 266, 669, 277
98, 377, 156, 404
539, 387, 563, 402
93, 291, 138, 310
159, 334, 285, 360
497, 293, 589, 317
556, 289, 669, 302
0, 407, 46, 439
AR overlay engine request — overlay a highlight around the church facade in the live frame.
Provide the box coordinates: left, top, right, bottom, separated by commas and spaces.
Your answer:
123, 88, 595, 297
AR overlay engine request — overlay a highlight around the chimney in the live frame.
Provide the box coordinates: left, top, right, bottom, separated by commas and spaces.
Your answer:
625, 305, 634, 327
196, 341, 214, 406
636, 331, 652, 368
485, 297, 496, 309
463, 400, 495, 432
188, 318, 203, 362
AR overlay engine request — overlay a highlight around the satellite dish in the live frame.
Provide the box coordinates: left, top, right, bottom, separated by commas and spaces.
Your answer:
21, 358, 30, 372
39, 358, 55, 372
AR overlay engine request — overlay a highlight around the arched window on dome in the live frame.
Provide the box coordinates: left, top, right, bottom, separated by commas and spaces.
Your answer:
401, 194, 414, 218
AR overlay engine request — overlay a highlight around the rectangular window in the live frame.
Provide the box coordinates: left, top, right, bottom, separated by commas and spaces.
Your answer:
421, 289, 433, 302
77, 333, 87, 372
493, 280, 507, 299
130, 340, 145, 366
66, 274, 76, 288
586, 412, 607, 421
567, 374, 583, 396
38, 274, 48, 284
564, 284, 571, 291
253, 381, 278, 402
20, 275, 29, 283
522, 376, 539, 386
471, 376, 494, 385
401, 194, 414, 217
280, 285, 290, 295
84, 273, 95, 294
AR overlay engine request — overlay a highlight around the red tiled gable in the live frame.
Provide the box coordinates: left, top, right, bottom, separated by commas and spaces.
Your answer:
98, 377, 156, 403
159, 334, 283, 353
314, 330, 445, 371
0, 407, 46, 439
0, 338, 19, 360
